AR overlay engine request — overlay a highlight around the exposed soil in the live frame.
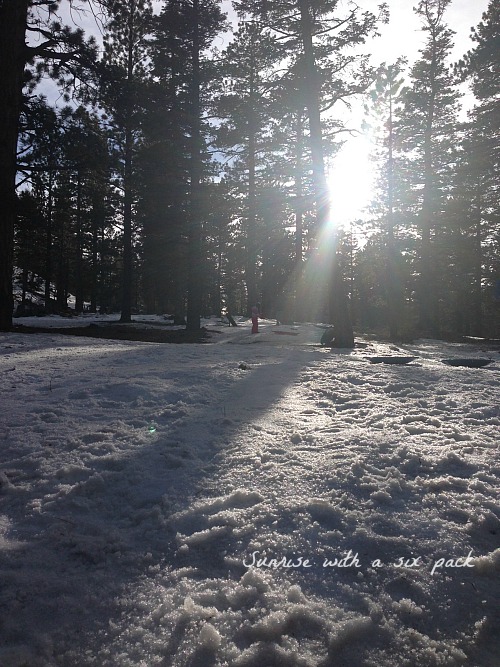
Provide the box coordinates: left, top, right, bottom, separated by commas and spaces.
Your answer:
11, 322, 216, 344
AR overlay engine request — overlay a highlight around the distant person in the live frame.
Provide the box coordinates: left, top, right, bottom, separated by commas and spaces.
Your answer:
251, 303, 260, 333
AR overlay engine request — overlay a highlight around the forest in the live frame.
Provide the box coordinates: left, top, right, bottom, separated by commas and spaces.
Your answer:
0, 0, 498, 342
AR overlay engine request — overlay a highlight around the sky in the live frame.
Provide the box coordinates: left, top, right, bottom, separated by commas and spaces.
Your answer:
1, 314, 499, 664
359, 0, 488, 64
325, 0, 491, 228
43, 0, 491, 228
158, 0, 491, 227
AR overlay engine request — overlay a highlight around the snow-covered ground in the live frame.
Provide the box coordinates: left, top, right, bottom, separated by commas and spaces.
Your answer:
1, 316, 499, 666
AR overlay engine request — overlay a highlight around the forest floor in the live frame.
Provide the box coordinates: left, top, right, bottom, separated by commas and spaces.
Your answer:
11, 316, 215, 344
0, 314, 499, 666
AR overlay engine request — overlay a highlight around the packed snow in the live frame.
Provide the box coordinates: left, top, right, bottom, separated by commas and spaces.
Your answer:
0, 316, 499, 666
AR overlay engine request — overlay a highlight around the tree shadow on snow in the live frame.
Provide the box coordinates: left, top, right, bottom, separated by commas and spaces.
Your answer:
0, 340, 313, 664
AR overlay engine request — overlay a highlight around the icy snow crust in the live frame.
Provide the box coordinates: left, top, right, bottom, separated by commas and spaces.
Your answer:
0, 316, 499, 666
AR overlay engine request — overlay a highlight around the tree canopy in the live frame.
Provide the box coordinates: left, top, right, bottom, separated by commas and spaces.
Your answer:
0, 0, 498, 340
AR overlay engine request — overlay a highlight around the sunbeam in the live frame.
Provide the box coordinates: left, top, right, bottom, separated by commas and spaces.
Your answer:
327, 136, 375, 229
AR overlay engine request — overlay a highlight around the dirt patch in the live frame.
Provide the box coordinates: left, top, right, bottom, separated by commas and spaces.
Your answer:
11, 323, 216, 344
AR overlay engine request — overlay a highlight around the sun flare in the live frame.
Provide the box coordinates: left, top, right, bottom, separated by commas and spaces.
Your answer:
327, 136, 375, 228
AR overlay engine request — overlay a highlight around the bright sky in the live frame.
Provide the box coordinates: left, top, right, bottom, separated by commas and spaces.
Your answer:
47, 0, 490, 229
328, 0, 491, 228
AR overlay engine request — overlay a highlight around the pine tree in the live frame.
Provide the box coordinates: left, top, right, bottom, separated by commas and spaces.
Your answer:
395, 0, 461, 336
231, 0, 387, 342
15, 191, 46, 309
214, 19, 287, 315
19, 99, 65, 312
364, 61, 407, 339
138, 4, 191, 317
16, 100, 113, 313
0, 1, 30, 328
59, 106, 112, 312
101, 0, 153, 322
0, 0, 98, 329
455, 1, 500, 335
142, 0, 226, 329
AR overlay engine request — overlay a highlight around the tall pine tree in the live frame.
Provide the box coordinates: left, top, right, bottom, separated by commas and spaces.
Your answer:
396, 0, 461, 336
101, 0, 153, 322
0, 0, 97, 329
455, 1, 500, 335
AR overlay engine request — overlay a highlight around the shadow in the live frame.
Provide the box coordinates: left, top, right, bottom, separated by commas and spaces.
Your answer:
0, 336, 310, 663
0, 335, 498, 665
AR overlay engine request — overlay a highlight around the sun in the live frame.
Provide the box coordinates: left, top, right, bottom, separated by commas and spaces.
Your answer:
326, 135, 375, 228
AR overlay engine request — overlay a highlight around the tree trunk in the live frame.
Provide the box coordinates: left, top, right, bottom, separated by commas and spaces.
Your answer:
22, 268, 28, 303
473, 189, 483, 336
44, 171, 54, 313
418, 30, 439, 336
0, 0, 29, 330
119, 8, 136, 323
297, 0, 353, 347
385, 87, 403, 340
75, 172, 84, 313
216, 235, 223, 318
186, 0, 203, 331
90, 192, 103, 313
295, 110, 304, 267
245, 30, 259, 316
120, 121, 134, 322
292, 109, 304, 322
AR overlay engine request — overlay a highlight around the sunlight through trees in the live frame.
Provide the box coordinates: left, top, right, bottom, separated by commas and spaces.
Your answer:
0, 0, 498, 339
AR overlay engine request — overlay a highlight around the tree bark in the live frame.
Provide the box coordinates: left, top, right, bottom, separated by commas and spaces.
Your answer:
0, 0, 30, 330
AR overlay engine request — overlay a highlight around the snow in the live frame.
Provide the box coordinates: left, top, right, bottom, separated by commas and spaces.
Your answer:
1, 316, 499, 666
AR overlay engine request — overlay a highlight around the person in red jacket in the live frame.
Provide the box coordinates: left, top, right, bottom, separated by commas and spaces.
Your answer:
251, 303, 260, 333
